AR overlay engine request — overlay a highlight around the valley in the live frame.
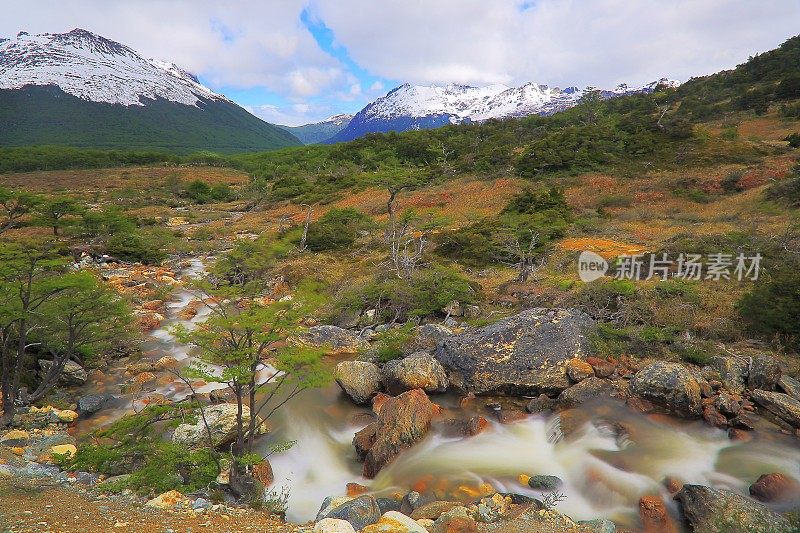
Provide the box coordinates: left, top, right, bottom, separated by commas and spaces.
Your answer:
1, 21, 800, 533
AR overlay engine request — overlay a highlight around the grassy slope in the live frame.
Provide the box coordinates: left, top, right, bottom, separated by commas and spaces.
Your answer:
0, 86, 302, 154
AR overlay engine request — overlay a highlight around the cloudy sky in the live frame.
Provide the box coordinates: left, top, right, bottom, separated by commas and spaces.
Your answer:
3, 0, 800, 125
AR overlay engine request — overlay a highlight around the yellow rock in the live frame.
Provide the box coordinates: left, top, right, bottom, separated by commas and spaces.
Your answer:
518, 474, 531, 486
56, 410, 78, 423
479, 482, 495, 496
146, 490, 186, 510
50, 444, 77, 457
11, 447, 25, 456
1, 429, 30, 446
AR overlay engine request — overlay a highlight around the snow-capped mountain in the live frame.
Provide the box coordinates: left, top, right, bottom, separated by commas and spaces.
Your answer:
279, 113, 354, 144
0, 29, 227, 107
0, 29, 300, 152
326, 78, 680, 143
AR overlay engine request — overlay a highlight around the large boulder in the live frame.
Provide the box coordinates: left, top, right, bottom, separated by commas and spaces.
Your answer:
434, 308, 594, 396
37, 360, 87, 386
382, 353, 448, 395
629, 362, 701, 417
558, 377, 625, 409
77, 394, 113, 416
675, 484, 791, 533
750, 390, 800, 427
299, 325, 369, 354
778, 374, 800, 401
411, 324, 453, 352
749, 473, 800, 503
336, 361, 382, 404
708, 356, 749, 394
357, 389, 434, 478
748, 355, 781, 391
321, 495, 381, 531
172, 404, 260, 448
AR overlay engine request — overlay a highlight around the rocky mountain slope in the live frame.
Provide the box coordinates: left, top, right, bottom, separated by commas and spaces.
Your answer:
279, 114, 353, 144
326, 79, 679, 143
0, 29, 300, 152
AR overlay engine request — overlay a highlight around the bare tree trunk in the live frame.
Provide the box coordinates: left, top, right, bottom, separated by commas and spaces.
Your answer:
298, 205, 312, 251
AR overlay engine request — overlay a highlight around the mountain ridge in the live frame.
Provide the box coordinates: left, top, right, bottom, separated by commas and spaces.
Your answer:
0, 29, 300, 153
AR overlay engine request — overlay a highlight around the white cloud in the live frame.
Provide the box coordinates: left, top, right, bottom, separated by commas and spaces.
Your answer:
312, 0, 800, 88
245, 102, 333, 126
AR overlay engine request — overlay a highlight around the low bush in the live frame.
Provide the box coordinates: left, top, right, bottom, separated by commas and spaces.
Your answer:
305, 208, 374, 251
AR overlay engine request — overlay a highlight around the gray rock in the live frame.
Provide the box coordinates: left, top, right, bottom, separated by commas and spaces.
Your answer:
299, 325, 369, 354
714, 393, 740, 417
528, 475, 562, 490
192, 498, 211, 510
629, 362, 702, 416
324, 495, 381, 531
558, 377, 625, 409
375, 497, 402, 514
750, 390, 800, 427
37, 359, 87, 386
748, 355, 781, 391
778, 374, 800, 401
709, 356, 749, 394
675, 484, 791, 533
434, 308, 594, 396
77, 394, 113, 415
382, 353, 448, 395
172, 404, 260, 448
526, 394, 556, 414
335, 361, 382, 405
463, 305, 481, 319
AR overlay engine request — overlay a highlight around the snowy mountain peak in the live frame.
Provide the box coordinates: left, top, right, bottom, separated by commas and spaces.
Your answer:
0, 28, 227, 107
324, 114, 354, 125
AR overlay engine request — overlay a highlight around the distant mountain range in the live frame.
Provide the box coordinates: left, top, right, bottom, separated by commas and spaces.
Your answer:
323, 79, 680, 143
278, 114, 352, 144
0, 29, 300, 152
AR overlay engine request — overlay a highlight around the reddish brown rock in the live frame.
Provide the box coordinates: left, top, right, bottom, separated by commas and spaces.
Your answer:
627, 395, 656, 413
353, 424, 378, 460
728, 428, 753, 442
586, 356, 615, 378
346, 482, 370, 497
639, 495, 678, 533
371, 393, 391, 415
493, 409, 527, 424
702, 405, 728, 428
252, 459, 273, 487
663, 477, 684, 494
566, 358, 595, 382
749, 473, 800, 503
440, 416, 489, 438
360, 389, 434, 478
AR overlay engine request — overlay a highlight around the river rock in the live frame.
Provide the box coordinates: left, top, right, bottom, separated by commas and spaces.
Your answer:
639, 495, 678, 533
336, 361, 382, 404
300, 325, 369, 354
749, 473, 800, 503
566, 358, 595, 382
37, 359, 87, 386
77, 394, 113, 415
382, 354, 448, 395
413, 324, 453, 352
528, 474, 562, 490
629, 362, 701, 416
778, 374, 800, 401
558, 377, 624, 409
748, 355, 781, 391
0, 430, 29, 447
362, 511, 429, 533
411, 501, 463, 520
315, 518, 357, 533
702, 405, 728, 428
434, 308, 594, 396
324, 495, 381, 531
576, 519, 616, 533
172, 404, 259, 448
708, 355, 749, 394
360, 389, 434, 478
750, 390, 800, 427
714, 393, 740, 417
526, 394, 555, 414
439, 416, 489, 438
675, 484, 791, 532
431, 507, 478, 533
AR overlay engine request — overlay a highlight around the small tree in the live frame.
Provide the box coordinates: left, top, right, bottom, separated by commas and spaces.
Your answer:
36, 197, 83, 235
173, 286, 329, 494
0, 187, 39, 235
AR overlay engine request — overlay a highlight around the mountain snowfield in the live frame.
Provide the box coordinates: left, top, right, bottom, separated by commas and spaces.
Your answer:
325, 78, 679, 143
0, 29, 227, 107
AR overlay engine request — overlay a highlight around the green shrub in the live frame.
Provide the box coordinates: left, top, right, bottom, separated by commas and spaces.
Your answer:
738, 268, 800, 348
596, 194, 633, 208
106, 230, 168, 264
305, 208, 373, 251
184, 180, 235, 204
785, 133, 800, 148
720, 170, 745, 193
678, 344, 713, 365
341, 264, 476, 321
764, 163, 800, 207
372, 323, 416, 362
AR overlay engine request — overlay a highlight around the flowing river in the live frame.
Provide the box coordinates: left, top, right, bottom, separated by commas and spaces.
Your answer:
77, 258, 800, 530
